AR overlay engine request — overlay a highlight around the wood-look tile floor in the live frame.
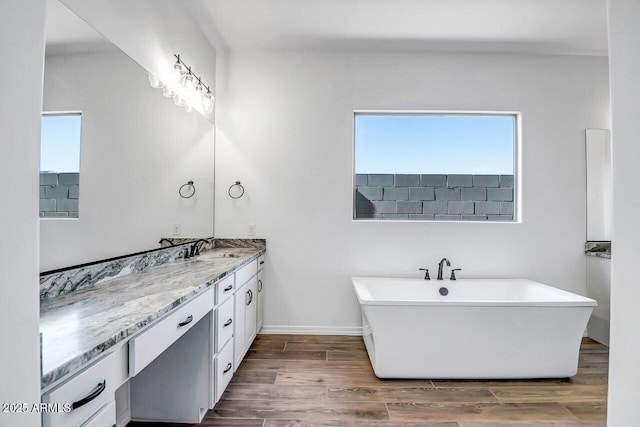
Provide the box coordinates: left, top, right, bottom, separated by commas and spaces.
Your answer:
130, 335, 608, 427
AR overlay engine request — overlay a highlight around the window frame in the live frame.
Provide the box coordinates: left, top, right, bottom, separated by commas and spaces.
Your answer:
352, 110, 521, 223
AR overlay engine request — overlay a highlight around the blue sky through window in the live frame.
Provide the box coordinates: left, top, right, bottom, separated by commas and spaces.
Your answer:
355, 114, 515, 174
41, 114, 81, 173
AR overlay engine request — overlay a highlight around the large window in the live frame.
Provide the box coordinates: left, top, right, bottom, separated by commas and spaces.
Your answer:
40, 112, 82, 218
354, 112, 518, 221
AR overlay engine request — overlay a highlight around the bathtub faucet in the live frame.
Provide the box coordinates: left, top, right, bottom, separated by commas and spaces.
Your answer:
437, 258, 451, 280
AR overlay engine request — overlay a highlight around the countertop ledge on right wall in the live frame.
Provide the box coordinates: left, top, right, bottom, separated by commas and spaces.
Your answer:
585, 241, 611, 259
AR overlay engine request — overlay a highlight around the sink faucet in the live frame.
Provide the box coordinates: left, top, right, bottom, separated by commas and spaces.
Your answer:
158, 238, 175, 247
437, 258, 451, 280
188, 239, 209, 258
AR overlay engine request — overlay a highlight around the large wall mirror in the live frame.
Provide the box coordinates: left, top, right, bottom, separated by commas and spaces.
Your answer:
40, 0, 215, 271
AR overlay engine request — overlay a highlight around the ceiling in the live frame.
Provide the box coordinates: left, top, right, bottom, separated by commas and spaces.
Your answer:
193, 0, 608, 55
45, 0, 115, 54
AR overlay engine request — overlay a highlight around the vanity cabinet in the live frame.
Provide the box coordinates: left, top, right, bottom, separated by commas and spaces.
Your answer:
245, 276, 258, 347
129, 290, 214, 424
214, 339, 235, 401
257, 255, 265, 331
42, 353, 118, 427
128, 288, 214, 376
42, 252, 265, 426
82, 401, 116, 427
233, 260, 259, 370
215, 295, 235, 352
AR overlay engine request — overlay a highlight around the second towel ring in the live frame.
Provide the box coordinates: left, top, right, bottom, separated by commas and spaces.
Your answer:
179, 181, 196, 199
228, 181, 245, 199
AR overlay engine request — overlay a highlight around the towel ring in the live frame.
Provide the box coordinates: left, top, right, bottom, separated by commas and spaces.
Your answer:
179, 181, 196, 199
228, 181, 245, 199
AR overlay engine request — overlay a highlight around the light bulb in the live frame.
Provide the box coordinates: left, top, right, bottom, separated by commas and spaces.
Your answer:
162, 85, 175, 98
173, 95, 187, 107
194, 83, 204, 99
172, 61, 185, 82
147, 73, 163, 89
202, 91, 214, 114
180, 73, 195, 92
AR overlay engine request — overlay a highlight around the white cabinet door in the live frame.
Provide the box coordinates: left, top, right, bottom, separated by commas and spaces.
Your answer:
256, 270, 264, 332
245, 276, 258, 349
234, 282, 248, 370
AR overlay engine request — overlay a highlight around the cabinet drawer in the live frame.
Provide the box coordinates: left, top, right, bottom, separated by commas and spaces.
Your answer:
215, 340, 235, 402
216, 275, 235, 305
258, 254, 265, 270
216, 296, 235, 352
80, 401, 115, 427
235, 260, 257, 287
43, 354, 117, 427
129, 288, 213, 376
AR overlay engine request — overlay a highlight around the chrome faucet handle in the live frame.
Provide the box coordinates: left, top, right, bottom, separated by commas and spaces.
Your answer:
419, 268, 431, 280
450, 268, 462, 280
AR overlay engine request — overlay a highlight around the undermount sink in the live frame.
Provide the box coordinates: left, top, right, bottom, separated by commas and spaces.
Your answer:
195, 252, 240, 261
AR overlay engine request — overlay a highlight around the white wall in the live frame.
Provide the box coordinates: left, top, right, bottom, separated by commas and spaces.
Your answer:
61, 0, 216, 122
40, 51, 214, 271
0, 0, 45, 425
586, 256, 611, 345
607, 0, 640, 425
215, 51, 610, 333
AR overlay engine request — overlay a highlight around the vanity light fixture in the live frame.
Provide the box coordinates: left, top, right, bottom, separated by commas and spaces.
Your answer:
148, 73, 163, 89
147, 54, 214, 115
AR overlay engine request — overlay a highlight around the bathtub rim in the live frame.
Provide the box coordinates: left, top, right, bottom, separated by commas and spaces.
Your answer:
352, 277, 597, 307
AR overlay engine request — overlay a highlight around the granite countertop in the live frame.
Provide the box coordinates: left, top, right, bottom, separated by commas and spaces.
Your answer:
40, 247, 264, 389
585, 241, 611, 259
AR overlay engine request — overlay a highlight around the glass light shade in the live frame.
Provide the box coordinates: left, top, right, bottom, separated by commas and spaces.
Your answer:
172, 62, 185, 82
180, 73, 195, 92
173, 95, 187, 107
162, 85, 175, 98
194, 83, 204, 99
202, 92, 214, 114
147, 73, 163, 89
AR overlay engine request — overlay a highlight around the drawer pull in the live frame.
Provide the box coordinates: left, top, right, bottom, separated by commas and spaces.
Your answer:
178, 315, 193, 327
259, 260, 265, 265
223, 285, 233, 292
246, 289, 253, 305
258, 279, 263, 292
223, 363, 232, 374
71, 380, 106, 410
223, 318, 233, 327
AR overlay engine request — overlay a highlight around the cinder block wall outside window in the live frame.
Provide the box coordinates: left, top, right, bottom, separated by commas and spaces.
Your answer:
39, 173, 79, 218
355, 174, 514, 221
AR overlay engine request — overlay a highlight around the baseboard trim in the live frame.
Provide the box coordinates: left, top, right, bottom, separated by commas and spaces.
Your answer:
259, 325, 363, 336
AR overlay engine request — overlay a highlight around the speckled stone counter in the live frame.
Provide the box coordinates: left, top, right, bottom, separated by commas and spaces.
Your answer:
40, 246, 264, 389
585, 241, 611, 259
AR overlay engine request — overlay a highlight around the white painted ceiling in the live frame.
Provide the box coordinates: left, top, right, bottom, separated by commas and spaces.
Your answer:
45, 0, 115, 54
193, 0, 608, 55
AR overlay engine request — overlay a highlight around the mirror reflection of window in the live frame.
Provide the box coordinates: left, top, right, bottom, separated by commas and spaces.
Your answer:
40, 112, 81, 218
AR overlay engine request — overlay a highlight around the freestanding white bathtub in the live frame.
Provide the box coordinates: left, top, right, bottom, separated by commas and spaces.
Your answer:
352, 277, 596, 379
